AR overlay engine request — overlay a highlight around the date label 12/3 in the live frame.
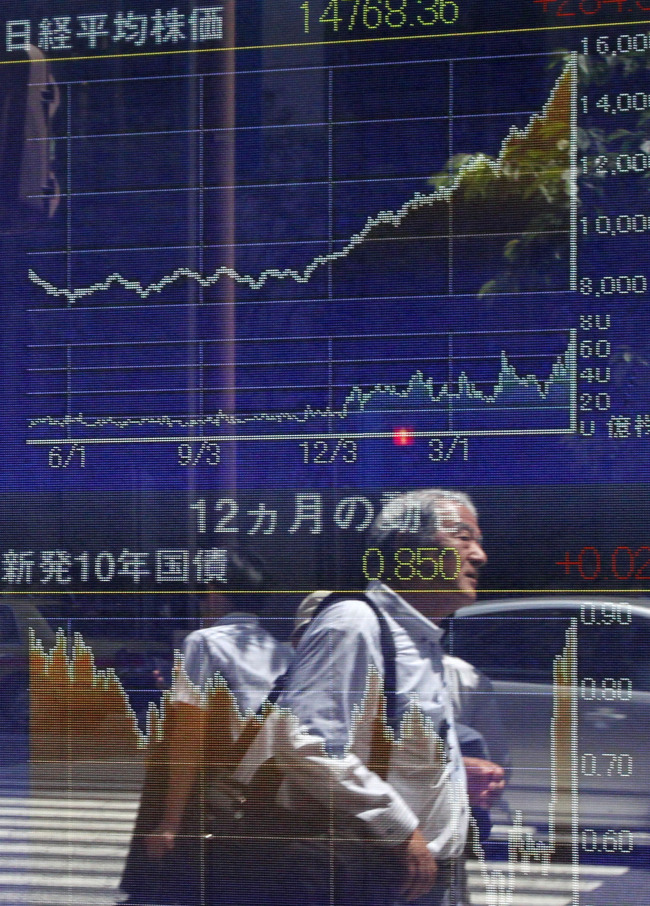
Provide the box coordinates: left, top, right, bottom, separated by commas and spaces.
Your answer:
298, 436, 469, 463
299, 439, 358, 463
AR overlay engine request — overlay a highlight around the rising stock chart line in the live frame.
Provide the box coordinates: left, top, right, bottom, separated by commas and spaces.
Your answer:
28, 56, 575, 305
26, 52, 576, 311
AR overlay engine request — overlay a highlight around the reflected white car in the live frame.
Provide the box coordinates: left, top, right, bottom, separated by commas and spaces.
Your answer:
445, 597, 650, 844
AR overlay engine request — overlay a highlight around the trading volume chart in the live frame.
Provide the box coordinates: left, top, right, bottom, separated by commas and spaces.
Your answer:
27, 329, 578, 440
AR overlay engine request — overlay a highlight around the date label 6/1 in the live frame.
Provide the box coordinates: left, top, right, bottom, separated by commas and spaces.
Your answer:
48, 444, 86, 468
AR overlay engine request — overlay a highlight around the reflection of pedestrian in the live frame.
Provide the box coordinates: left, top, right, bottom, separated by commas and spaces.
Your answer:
443, 655, 511, 778
443, 655, 511, 851
118, 548, 291, 906
241, 489, 503, 906
293, 600, 510, 849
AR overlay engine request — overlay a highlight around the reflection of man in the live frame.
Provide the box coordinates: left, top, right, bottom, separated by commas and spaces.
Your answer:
119, 549, 292, 906
292, 596, 510, 849
443, 654, 511, 847
266, 489, 504, 906
144, 561, 292, 859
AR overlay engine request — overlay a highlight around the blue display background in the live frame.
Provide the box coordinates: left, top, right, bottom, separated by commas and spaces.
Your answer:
1, 4, 649, 491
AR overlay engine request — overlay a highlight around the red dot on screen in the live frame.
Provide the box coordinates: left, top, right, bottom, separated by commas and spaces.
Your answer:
393, 428, 414, 446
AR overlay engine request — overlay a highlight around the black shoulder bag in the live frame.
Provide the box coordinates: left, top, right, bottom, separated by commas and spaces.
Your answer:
204, 592, 405, 906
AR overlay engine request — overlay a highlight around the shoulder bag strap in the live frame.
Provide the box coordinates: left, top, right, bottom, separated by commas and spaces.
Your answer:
229, 592, 398, 779
307, 592, 398, 731
301, 592, 397, 781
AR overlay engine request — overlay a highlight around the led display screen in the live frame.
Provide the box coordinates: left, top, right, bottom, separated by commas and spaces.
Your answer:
0, 1, 649, 904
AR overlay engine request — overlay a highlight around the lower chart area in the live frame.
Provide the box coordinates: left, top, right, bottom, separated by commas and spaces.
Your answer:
18, 602, 645, 906
26, 328, 577, 442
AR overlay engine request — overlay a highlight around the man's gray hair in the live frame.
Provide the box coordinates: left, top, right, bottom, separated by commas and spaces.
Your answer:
367, 488, 476, 553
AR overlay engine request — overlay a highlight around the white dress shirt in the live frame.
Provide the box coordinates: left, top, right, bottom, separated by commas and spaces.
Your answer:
244, 583, 469, 860
173, 612, 293, 715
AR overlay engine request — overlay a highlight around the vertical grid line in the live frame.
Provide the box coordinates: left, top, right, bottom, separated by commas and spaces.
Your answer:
569, 618, 580, 906
66, 82, 73, 303
66, 345, 72, 441
198, 75, 205, 430
328, 335, 334, 434
199, 74, 205, 304
327, 67, 334, 303
448, 60, 454, 296
569, 51, 579, 293
447, 332, 454, 433
569, 329, 578, 433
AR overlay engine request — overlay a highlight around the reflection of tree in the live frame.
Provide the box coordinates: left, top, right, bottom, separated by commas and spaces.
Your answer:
571, 49, 650, 402
574, 49, 650, 193
428, 66, 572, 296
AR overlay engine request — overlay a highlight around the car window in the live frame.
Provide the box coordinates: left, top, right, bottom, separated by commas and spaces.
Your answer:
578, 619, 650, 693
445, 609, 573, 684
447, 606, 650, 691
0, 605, 20, 644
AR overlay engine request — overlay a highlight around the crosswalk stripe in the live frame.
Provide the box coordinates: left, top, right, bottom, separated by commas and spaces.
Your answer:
0, 787, 135, 904
468, 860, 629, 877
466, 858, 629, 906
468, 873, 601, 892
0, 786, 633, 906
0, 805, 137, 820
0, 826, 133, 840
469, 895, 576, 906
0, 871, 125, 889
0, 889, 121, 906
0, 796, 140, 810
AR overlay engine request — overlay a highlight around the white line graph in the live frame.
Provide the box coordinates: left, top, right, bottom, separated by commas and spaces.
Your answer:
28, 62, 575, 305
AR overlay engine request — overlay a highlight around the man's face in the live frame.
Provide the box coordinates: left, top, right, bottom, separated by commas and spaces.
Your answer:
394, 502, 487, 621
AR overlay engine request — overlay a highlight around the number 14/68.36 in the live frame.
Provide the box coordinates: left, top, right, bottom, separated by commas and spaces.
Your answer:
299, 0, 460, 33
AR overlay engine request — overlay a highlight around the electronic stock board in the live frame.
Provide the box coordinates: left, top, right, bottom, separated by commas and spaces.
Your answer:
0, 1, 649, 902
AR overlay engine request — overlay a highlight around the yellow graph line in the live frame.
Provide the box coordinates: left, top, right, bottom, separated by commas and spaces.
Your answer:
472, 622, 578, 905
31, 621, 583, 904
0, 18, 649, 66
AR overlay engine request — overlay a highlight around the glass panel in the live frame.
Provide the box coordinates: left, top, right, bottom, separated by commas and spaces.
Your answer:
0, 2, 649, 902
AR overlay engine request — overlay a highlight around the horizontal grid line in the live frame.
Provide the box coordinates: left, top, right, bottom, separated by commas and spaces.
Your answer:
26, 428, 577, 443
25, 50, 565, 89
4, 587, 648, 594
33, 106, 544, 144
28, 327, 572, 350
27, 229, 569, 255
27, 287, 573, 313
28, 352, 565, 373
